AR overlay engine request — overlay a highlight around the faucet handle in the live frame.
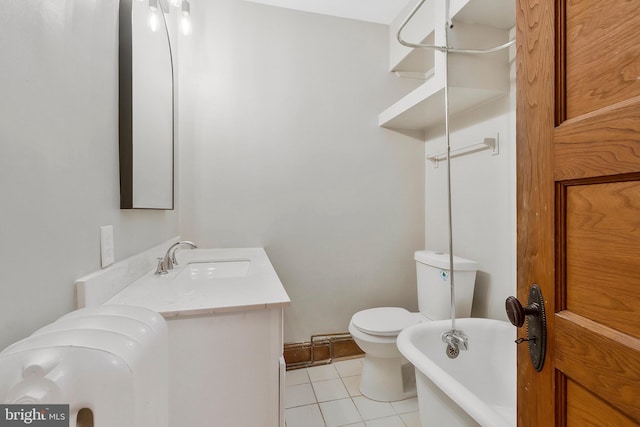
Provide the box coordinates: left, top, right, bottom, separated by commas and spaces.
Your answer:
155, 257, 168, 275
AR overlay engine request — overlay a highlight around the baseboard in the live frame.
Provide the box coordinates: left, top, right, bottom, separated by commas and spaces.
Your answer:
284, 333, 364, 370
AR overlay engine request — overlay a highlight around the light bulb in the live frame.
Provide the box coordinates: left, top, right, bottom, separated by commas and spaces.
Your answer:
149, 10, 159, 31
182, 0, 191, 16
149, 0, 158, 11
181, 16, 191, 35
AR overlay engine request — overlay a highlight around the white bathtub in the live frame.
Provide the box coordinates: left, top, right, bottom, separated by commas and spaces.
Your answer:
397, 318, 515, 427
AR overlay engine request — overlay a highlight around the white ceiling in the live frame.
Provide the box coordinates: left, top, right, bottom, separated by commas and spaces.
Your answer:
242, 0, 414, 25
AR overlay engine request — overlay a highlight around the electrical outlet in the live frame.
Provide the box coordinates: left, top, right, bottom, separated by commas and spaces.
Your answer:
100, 225, 115, 268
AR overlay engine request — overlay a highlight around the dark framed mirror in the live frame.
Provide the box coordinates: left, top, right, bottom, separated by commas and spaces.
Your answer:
119, 0, 175, 209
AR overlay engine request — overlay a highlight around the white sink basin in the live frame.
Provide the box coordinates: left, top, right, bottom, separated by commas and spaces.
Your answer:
180, 260, 251, 280
105, 248, 290, 316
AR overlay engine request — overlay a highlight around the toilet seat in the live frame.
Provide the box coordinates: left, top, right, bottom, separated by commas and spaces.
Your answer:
351, 307, 420, 337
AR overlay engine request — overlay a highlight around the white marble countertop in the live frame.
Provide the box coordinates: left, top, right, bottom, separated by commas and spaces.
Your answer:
106, 248, 290, 317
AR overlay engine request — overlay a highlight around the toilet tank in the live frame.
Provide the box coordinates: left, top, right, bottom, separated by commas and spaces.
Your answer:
415, 251, 478, 320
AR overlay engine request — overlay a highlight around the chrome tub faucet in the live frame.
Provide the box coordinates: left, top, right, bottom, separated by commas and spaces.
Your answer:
442, 329, 469, 359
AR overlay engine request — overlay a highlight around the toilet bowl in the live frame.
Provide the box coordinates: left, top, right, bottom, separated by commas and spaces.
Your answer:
349, 307, 423, 401
349, 251, 478, 402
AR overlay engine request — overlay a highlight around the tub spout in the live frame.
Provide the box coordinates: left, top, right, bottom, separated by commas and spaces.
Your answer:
442, 329, 469, 351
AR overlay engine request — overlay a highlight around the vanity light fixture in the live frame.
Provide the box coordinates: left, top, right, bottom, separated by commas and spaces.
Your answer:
148, 0, 159, 32
146, 0, 192, 34
181, 0, 192, 35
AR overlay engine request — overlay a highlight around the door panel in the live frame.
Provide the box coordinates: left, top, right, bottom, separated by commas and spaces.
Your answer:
565, 0, 640, 119
565, 181, 640, 337
517, 0, 640, 425
555, 312, 640, 422
566, 379, 638, 427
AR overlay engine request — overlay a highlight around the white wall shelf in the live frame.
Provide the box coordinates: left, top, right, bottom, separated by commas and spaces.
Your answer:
378, 73, 507, 131
382, 0, 515, 133
389, 0, 436, 74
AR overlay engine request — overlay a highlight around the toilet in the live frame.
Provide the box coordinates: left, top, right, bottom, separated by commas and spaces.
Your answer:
348, 250, 478, 402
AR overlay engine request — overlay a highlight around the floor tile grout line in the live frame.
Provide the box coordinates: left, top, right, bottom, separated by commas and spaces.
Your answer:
285, 395, 419, 427
289, 362, 419, 427
304, 368, 330, 427
305, 367, 333, 427
317, 402, 329, 427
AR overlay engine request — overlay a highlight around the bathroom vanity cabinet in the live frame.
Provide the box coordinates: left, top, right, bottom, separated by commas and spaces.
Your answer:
107, 247, 290, 427
166, 306, 285, 427
76, 244, 290, 427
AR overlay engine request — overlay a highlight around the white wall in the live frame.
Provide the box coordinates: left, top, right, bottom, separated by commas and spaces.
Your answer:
0, 0, 511, 352
179, 1, 425, 342
0, 0, 179, 350
424, 46, 516, 321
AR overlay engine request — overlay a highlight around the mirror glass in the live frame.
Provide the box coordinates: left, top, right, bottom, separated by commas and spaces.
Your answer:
119, 0, 174, 209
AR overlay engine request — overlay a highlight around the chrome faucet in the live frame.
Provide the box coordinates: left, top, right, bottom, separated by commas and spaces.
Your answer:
442, 329, 468, 359
155, 240, 197, 275
168, 240, 197, 267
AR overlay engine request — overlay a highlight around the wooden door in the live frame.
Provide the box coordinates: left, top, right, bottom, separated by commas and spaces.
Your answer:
517, 0, 640, 425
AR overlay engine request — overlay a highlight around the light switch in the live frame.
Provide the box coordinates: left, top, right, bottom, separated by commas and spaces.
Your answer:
100, 225, 115, 268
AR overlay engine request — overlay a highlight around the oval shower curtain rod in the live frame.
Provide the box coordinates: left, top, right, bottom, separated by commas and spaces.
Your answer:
396, 0, 515, 54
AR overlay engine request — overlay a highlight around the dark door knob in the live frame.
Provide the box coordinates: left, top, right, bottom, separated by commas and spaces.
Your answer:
505, 284, 547, 372
505, 296, 540, 328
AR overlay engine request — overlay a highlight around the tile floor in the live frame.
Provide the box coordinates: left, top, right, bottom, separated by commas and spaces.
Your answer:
285, 358, 421, 427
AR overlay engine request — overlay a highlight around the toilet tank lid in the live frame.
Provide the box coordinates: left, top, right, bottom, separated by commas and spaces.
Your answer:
414, 251, 478, 271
